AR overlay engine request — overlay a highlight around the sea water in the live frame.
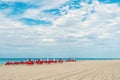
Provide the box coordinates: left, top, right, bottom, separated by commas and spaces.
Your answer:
0, 58, 120, 64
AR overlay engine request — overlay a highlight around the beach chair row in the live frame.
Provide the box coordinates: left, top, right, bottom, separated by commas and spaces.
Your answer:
5, 59, 76, 65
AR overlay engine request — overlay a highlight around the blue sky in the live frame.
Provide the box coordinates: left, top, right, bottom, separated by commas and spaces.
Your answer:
0, 0, 120, 58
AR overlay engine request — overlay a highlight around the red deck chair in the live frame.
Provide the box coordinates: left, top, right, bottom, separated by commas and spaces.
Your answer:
5, 61, 13, 65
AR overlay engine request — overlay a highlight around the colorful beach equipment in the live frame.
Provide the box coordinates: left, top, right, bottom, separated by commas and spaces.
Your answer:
5, 61, 13, 65
5, 58, 77, 65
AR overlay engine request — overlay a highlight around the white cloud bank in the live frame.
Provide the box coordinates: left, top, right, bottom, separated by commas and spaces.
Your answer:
0, 0, 120, 49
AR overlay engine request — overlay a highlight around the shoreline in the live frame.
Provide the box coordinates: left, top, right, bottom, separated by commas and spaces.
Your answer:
0, 60, 120, 66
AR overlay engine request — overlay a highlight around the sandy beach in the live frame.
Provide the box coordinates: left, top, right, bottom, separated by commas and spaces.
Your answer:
0, 60, 120, 80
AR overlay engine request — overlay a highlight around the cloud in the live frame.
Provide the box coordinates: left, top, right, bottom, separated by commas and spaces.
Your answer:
41, 38, 56, 42
0, 0, 120, 49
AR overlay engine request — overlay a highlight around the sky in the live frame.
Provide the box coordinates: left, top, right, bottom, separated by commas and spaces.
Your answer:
0, 0, 120, 58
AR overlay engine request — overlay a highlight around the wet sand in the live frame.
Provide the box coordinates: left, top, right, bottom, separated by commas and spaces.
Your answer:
0, 60, 120, 80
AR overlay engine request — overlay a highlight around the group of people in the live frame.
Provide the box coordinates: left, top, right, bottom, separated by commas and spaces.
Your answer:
5, 58, 76, 65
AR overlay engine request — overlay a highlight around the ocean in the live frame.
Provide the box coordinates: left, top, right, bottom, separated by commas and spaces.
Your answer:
0, 58, 120, 64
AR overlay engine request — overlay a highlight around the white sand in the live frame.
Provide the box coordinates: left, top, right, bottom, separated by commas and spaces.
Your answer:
0, 60, 120, 80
